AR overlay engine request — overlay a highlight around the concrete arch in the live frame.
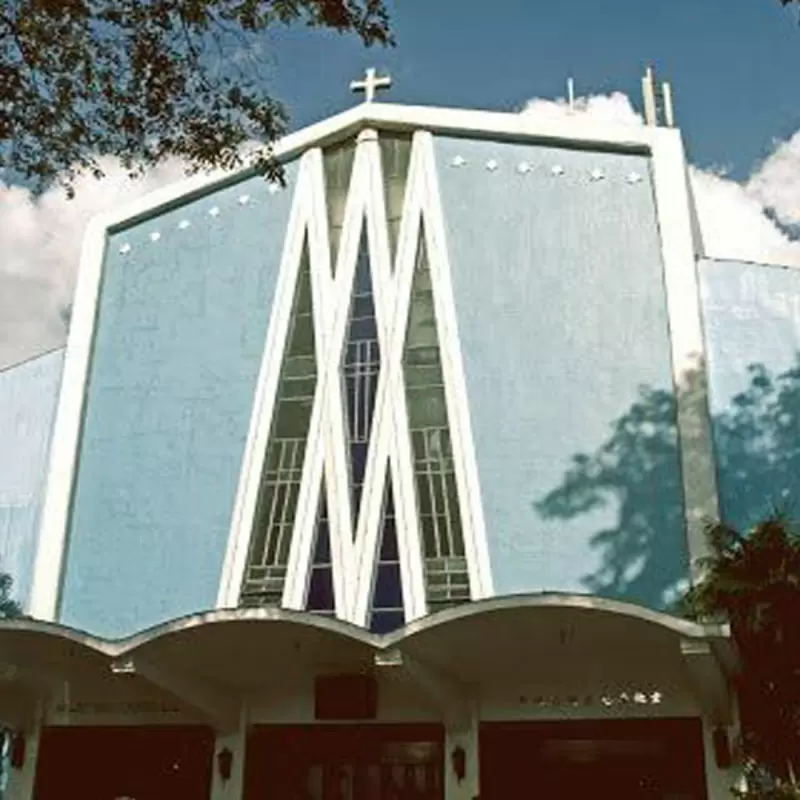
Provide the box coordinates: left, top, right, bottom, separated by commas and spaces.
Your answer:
382, 592, 730, 648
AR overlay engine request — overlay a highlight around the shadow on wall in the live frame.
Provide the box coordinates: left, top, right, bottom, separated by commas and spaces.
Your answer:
537, 357, 800, 612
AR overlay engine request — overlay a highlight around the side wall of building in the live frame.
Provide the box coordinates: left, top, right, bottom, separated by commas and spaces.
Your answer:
700, 258, 800, 530
0, 349, 64, 611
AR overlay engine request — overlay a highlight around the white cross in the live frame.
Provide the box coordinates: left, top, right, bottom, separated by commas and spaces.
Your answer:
350, 67, 392, 103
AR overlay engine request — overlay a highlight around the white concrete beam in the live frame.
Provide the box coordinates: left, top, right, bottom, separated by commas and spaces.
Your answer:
113, 657, 240, 733
681, 639, 733, 725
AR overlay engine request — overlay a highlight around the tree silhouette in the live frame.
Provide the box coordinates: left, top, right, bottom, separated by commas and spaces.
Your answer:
0, 570, 21, 619
537, 356, 800, 612
686, 517, 800, 796
0, 1, 393, 195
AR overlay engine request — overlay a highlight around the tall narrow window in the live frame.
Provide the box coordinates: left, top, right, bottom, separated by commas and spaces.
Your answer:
323, 139, 356, 273
369, 478, 405, 633
378, 132, 412, 266
305, 483, 335, 615
403, 227, 471, 611
342, 232, 380, 532
240, 242, 316, 607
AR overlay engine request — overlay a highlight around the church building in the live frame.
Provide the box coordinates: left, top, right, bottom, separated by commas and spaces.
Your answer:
6, 68, 797, 798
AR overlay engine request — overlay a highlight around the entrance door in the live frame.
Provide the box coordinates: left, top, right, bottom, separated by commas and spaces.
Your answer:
33, 725, 215, 800
245, 724, 444, 800
480, 719, 707, 800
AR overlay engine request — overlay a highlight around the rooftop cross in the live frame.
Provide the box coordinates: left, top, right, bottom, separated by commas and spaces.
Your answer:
350, 68, 392, 103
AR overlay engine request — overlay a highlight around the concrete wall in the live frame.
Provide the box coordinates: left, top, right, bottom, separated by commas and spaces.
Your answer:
699, 259, 800, 530
0, 349, 64, 611
434, 136, 688, 611
59, 165, 298, 637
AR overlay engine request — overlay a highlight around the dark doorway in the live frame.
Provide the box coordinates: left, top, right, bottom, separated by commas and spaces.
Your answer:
245, 724, 444, 800
480, 718, 707, 800
33, 725, 215, 800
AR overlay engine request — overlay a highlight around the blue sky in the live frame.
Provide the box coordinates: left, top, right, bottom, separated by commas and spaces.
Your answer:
265, 0, 800, 180
4, 0, 800, 369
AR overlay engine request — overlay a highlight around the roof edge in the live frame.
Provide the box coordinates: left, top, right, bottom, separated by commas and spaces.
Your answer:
383, 593, 730, 646
0, 594, 728, 662
94, 102, 666, 236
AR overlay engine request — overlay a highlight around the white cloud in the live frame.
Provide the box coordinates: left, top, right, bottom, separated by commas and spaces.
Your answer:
0, 159, 192, 369
3, 98, 800, 369
745, 130, 800, 227
692, 166, 800, 267
522, 91, 644, 127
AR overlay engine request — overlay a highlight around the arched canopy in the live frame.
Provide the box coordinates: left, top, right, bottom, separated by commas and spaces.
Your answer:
382, 593, 734, 686
0, 596, 736, 728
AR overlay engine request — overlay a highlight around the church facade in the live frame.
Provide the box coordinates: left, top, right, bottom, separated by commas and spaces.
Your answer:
6, 89, 798, 798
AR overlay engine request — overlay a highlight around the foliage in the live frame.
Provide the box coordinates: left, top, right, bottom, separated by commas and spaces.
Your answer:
0, 570, 21, 619
0, 0, 392, 195
539, 358, 800, 795
685, 516, 800, 796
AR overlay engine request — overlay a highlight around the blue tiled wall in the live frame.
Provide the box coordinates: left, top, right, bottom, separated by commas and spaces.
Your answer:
0, 348, 64, 611
60, 166, 297, 637
700, 259, 800, 530
435, 137, 688, 611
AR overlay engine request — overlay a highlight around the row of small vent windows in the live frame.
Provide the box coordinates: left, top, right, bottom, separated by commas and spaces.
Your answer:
240, 132, 469, 628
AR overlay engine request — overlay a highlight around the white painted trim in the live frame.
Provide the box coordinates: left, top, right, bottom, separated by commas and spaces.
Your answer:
649, 128, 720, 582
314, 134, 378, 620
86, 104, 660, 239
28, 218, 109, 621
346, 131, 396, 626
382, 137, 429, 623
350, 132, 430, 626
216, 153, 315, 608
283, 148, 336, 612
417, 133, 495, 599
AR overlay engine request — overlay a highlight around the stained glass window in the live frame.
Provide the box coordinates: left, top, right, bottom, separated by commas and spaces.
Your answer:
240, 241, 316, 607
378, 132, 412, 265
306, 483, 335, 615
323, 139, 356, 272
342, 232, 380, 532
403, 227, 471, 611
369, 479, 405, 633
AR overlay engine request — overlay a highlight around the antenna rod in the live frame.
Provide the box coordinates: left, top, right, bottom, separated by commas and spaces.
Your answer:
642, 65, 658, 127
662, 81, 675, 127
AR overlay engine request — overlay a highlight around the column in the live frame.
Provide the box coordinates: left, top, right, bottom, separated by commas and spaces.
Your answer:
702, 720, 739, 800
444, 703, 479, 800
4, 726, 41, 800
209, 707, 248, 800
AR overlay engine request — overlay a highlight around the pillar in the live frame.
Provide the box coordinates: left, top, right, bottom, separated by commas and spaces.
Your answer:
209, 707, 247, 800
702, 720, 739, 800
444, 703, 479, 800
4, 724, 41, 800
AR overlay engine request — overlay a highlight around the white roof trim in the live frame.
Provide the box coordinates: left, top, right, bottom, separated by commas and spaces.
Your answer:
94, 102, 665, 236
0, 593, 728, 663
383, 593, 731, 644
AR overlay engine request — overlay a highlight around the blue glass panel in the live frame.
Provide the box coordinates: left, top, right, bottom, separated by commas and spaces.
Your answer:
370, 610, 405, 634
313, 520, 331, 564
306, 484, 334, 613
369, 478, 405, 632
307, 568, 334, 612
373, 564, 403, 609
354, 248, 373, 293
379, 518, 399, 560
349, 317, 378, 341
350, 442, 368, 486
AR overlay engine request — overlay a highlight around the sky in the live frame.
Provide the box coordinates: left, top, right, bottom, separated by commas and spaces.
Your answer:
2, 0, 800, 368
